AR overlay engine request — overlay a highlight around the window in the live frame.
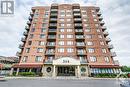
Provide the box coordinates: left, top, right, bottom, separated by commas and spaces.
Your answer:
58, 48, 64, 53
59, 18, 64, 22
41, 28, 46, 32
96, 29, 100, 32
83, 19, 88, 22
67, 48, 74, 53
22, 56, 28, 62
67, 29, 73, 32
29, 34, 34, 39
39, 41, 45, 46
59, 23, 65, 27
87, 41, 93, 46
88, 48, 95, 53
94, 19, 97, 22
59, 35, 64, 38
40, 34, 45, 39
42, 23, 47, 27
102, 48, 107, 53
35, 56, 42, 62
58, 41, 64, 45
84, 24, 89, 27
90, 56, 97, 62
59, 28, 64, 32
67, 41, 73, 45
98, 35, 102, 38
104, 57, 109, 63
25, 48, 30, 53
86, 35, 92, 39
66, 24, 71, 27
37, 48, 44, 53
100, 41, 104, 45
28, 41, 32, 45
31, 28, 35, 32
67, 18, 71, 22
43, 18, 48, 22
95, 24, 99, 27
85, 29, 91, 32
67, 34, 73, 38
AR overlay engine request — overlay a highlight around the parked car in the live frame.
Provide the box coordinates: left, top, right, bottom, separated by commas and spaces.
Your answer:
0, 75, 6, 81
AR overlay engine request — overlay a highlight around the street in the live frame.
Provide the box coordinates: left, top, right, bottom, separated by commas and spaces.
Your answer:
0, 78, 123, 87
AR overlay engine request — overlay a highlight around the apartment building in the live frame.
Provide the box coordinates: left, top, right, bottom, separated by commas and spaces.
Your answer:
11, 4, 121, 77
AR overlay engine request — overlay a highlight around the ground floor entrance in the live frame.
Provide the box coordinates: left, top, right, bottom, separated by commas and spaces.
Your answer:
57, 66, 75, 76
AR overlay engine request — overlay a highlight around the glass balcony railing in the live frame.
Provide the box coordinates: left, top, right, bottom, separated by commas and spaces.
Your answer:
48, 35, 56, 39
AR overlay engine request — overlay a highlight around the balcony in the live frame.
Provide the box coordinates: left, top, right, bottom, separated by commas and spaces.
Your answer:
76, 43, 85, 48
73, 9, 80, 13
50, 18, 57, 22
48, 29, 56, 33
95, 7, 100, 12
102, 26, 107, 31
111, 52, 117, 57
105, 37, 111, 42
45, 51, 55, 55
19, 44, 24, 49
73, 13, 81, 17
74, 23, 82, 28
51, 9, 58, 12
76, 35, 84, 40
21, 37, 26, 42
72, 4, 80, 9
100, 21, 105, 26
51, 4, 58, 9
50, 13, 58, 17
80, 60, 87, 64
44, 60, 53, 64
99, 16, 103, 21
30, 12, 34, 16
48, 35, 56, 40
28, 16, 32, 21
16, 52, 21, 57
108, 44, 114, 49
25, 26, 29, 30
97, 12, 101, 16
103, 31, 109, 36
75, 29, 83, 34
23, 31, 28, 36
77, 52, 86, 55
49, 23, 57, 28
27, 21, 31, 25
47, 42, 55, 48
74, 18, 82, 22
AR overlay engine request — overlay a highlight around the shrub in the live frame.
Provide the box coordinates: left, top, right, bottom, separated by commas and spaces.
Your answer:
19, 72, 36, 76
94, 73, 117, 78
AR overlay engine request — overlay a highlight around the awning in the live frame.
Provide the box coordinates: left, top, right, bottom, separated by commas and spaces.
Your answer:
12, 64, 43, 68
90, 65, 120, 68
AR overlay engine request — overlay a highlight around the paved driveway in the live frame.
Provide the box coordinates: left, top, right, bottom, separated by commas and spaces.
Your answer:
0, 78, 123, 87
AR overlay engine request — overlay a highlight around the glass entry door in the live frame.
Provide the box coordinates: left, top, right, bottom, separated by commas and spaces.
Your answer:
57, 66, 75, 76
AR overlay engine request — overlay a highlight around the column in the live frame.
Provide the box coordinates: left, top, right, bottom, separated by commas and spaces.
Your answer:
53, 65, 56, 77
16, 68, 19, 76
41, 65, 44, 76
77, 65, 80, 78
10, 68, 14, 75
29, 68, 32, 72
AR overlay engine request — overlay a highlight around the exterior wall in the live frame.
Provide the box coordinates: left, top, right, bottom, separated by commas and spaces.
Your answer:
14, 4, 120, 77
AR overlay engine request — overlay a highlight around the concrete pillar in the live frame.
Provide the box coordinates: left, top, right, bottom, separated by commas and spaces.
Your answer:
10, 68, 14, 75
41, 65, 44, 76
53, 65, 56, 77
29, 68, 32, 72
16, 68, 19, 76
77, 65, 80, 78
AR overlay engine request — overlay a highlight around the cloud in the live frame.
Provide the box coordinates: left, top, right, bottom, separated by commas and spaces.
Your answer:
0, 0, 129, 66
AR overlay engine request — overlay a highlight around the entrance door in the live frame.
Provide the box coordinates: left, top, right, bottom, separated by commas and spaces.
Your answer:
57, 66, 75, 76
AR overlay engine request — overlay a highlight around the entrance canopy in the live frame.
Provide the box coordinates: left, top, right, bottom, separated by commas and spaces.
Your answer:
53, 57, 80, 65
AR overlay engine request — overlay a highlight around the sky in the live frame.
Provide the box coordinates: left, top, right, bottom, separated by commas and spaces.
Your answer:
0, 0, 130, 66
